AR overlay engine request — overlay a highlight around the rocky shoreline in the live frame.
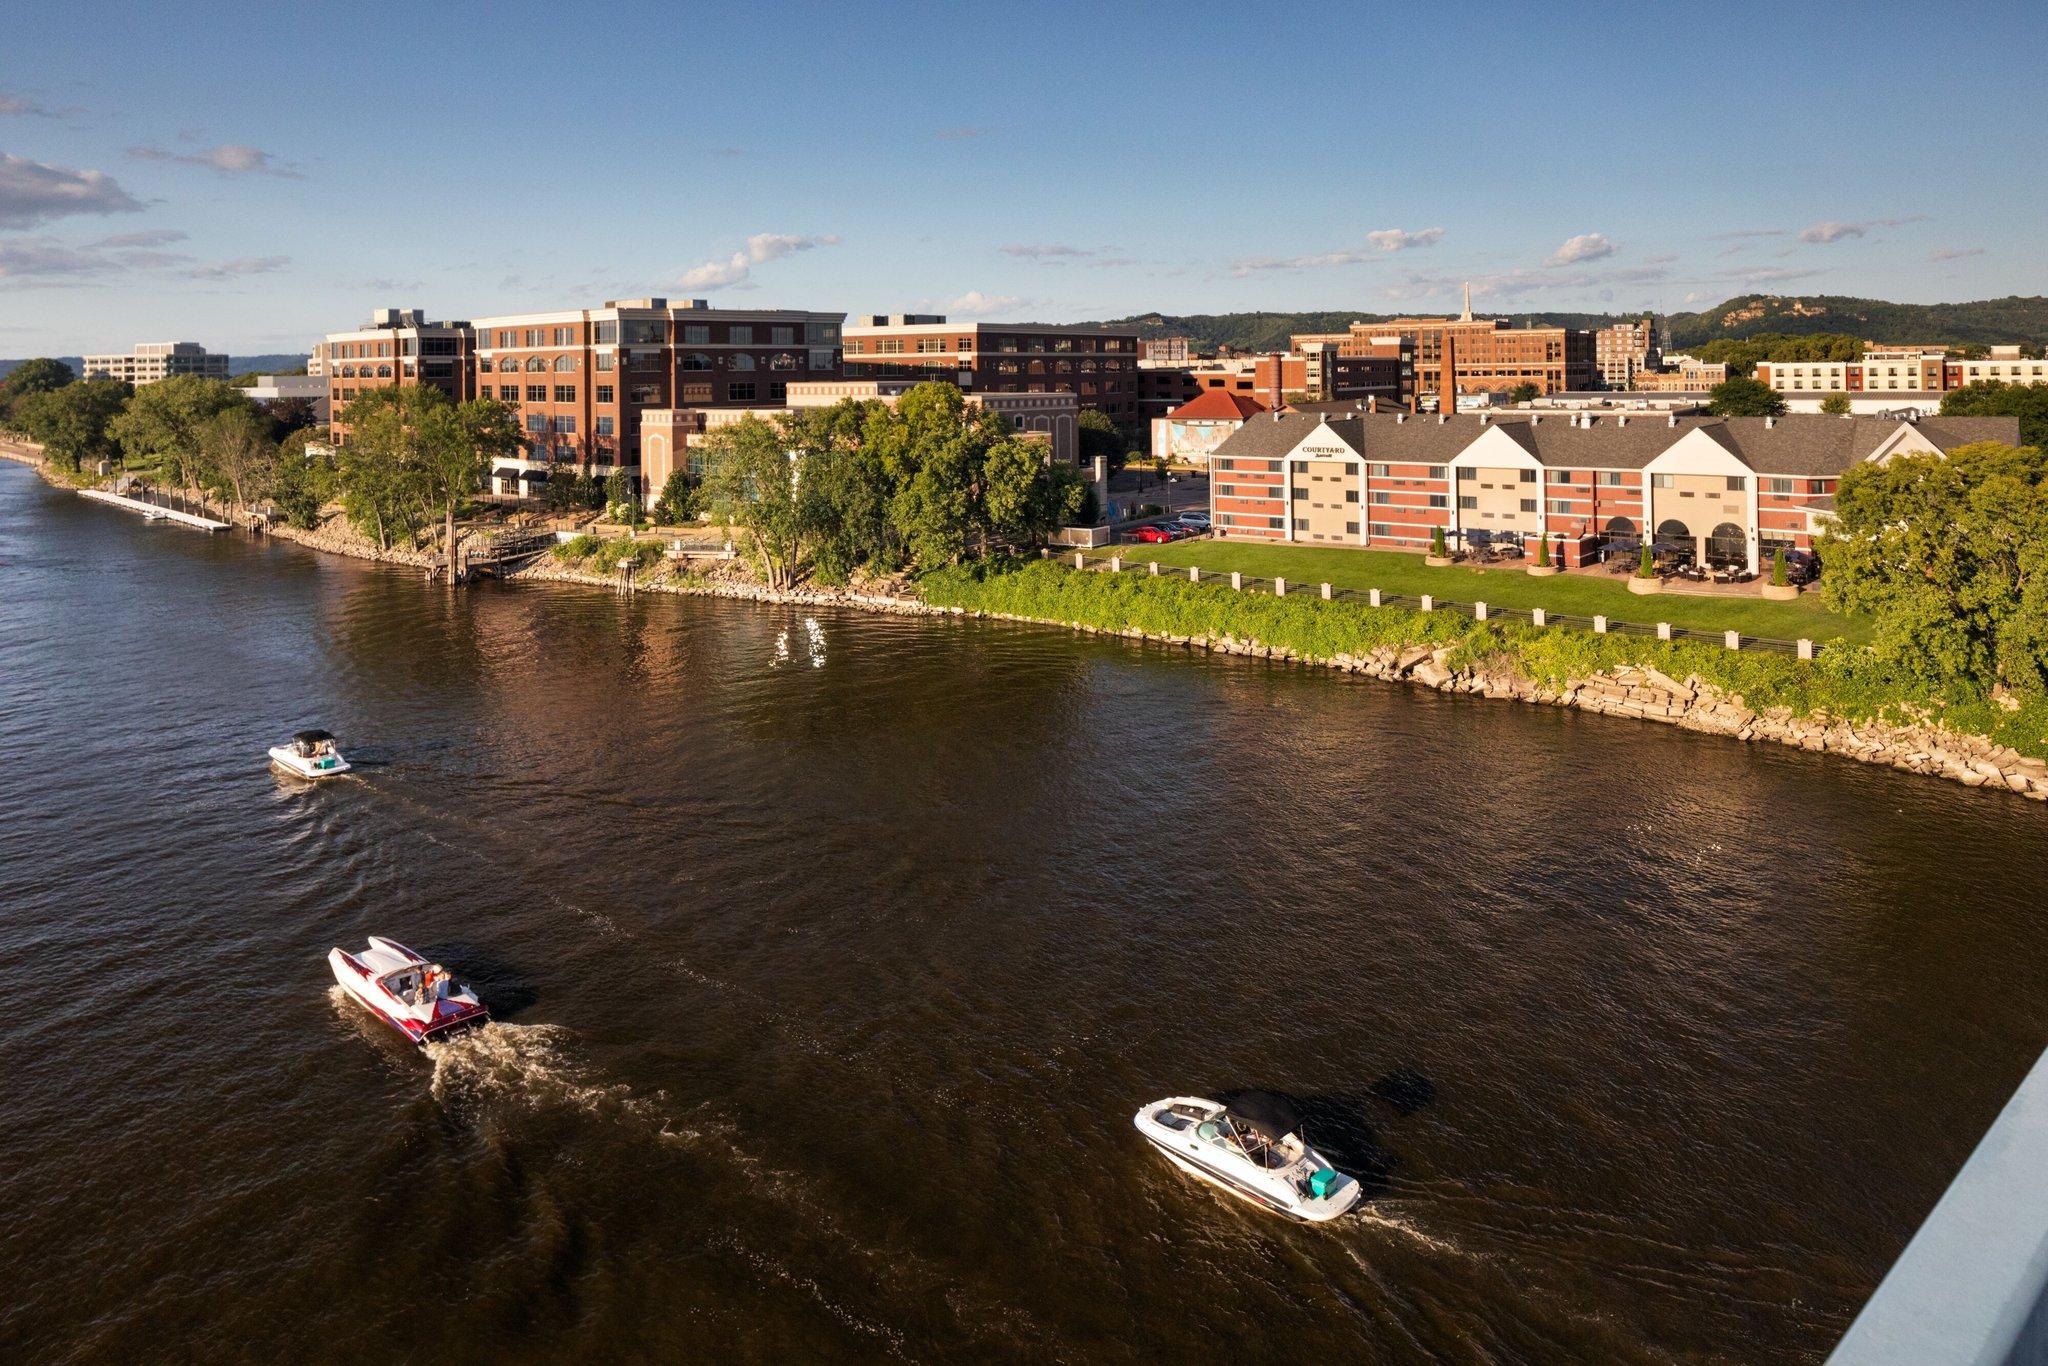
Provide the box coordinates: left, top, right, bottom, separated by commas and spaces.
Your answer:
16, 450, 2041, 803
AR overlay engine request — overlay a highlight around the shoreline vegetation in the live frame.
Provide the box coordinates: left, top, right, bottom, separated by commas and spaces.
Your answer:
9, 412, 2048, 803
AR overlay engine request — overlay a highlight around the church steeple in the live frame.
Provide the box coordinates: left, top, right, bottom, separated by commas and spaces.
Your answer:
1459, 281, 1473, 323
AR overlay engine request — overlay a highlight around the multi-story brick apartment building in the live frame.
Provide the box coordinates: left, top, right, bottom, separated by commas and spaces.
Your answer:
1594, 318, 1660, 389
1138, 335, 1195, 364
1137, 363, 1201, 422
1186, 350, 1404, 408
1950, 345, 2048, 387
81, 341, 229, 387
1755, 346, 1948, 396
1633, 361, 1727, 392
323, 309, 475, 440
469, 297, 842, 480
841, 315, 1142, 423
1208, 409, 2014, 571
1310, 293, 1594, 398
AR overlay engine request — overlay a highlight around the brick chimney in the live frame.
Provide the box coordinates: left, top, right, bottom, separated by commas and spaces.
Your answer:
1440, 332, 1457, 417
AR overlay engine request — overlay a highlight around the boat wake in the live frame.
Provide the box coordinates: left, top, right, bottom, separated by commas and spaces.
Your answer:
422, 1020, 659, 1124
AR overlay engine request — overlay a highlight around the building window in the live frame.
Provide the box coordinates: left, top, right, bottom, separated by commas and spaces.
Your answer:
772, 326, 794, 345
1458, 495, 1478, 510
682, 353, 713, 371
593, 321, 618, 344
1546, 499, 1572, 514
1765, 477, 1794, 494
729, 354, 756, 372
1370, 463, 1390, 477
1369, 523, 1392, 538
525, 357, 547, 373
1599, 471, 1624, 486
1455, 467, 1475, 481
1520, 498, 1537, 513
499, 385, 517, 401
1345, 489, 1359, 503
1427, 494, 1448, 508
596, 417, 614, 436
729, 326, 754, 345
1369, 491, 1390, 505
553, 416, 575, 434
1426, 466, 1446, 480
630, 384, 661, 404
554, 385, 575, 403
526, 385, 546, 402
595, 353, 614, 372
1652, 474, 1674, 489
809, 350, 835, 371
1726, 476, 1747, 492
683, 325, 710, 344
727, 382, 756, 401
596, 385, 614, 404
1293, 518, 1308, 530
553, 327, 572, 345
525, 414, 546, 434
478, 358, 493, 373
876, 339, 906, 355
554, 355, 576, 372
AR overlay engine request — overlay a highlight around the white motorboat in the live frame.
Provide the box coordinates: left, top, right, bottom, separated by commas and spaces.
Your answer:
1134, 1093, 1361, 1222
328, 936, 489, 1045
270, 729, 350, 779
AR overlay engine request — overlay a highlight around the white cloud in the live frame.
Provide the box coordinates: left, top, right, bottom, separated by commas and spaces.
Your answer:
126, 143, 302, 178
0, 236, 121, 279
946, 290, 1022, 317
0, 153, 144, 229
1546, 232, 1616, 267
0, 233, 289, 286
180, 255, 291, 279
91, 228, 187, 249
1798, 215, 1923, 245
1930, 246, 1984, 263
1001, 243, 1091, 258
1365, 227, 1444, 252
676, 232, 839, 290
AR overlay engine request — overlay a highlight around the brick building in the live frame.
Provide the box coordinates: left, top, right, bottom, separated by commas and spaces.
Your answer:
1208, 409, 2014, 571
323, 309, 475, 441
1321, 291, 1595, 397
842, 315, 1141, 423
1594, 318, 1660, 389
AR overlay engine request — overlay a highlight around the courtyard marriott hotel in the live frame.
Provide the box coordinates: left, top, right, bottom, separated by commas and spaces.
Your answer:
1208, 410, 2016, 572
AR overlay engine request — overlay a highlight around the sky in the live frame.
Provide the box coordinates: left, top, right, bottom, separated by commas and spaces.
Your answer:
3, 0, 2045, 356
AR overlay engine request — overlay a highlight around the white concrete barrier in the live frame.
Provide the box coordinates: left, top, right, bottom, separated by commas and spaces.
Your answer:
1189, 566, 1200, 583
1109, 555, 1122, 573
1798, 638, 1814, 660
1230, 572, 1242, 590
1594, 615, 1608, 633
1725, 630, 1742, 651
1073, 552, 1085, 568
1368, 588, 1382, 607
1274, 577, 1287, 598
1532, 608, 1547, 627
1320, 582, 1332, 600
1474, 601, 1488, 621
1420, 594, 1434, 612
1657, 622, 1672, 640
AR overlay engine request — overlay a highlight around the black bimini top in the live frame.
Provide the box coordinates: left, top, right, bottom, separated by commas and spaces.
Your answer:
1224, 1091, 1303, 1143
293, 729, 335, 745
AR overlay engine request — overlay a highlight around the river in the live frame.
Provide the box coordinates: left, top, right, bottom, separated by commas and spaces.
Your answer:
4, 459, 2046, 1363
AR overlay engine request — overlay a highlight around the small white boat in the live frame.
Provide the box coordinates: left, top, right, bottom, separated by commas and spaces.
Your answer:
269, 729, 350, 779
1134, 1093, 1360, 1222
328, 936, 489, 1046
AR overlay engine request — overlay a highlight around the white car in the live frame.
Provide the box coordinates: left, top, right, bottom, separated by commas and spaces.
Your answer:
1175, 511, 1213, 533
1134, 1093, 1360, 1221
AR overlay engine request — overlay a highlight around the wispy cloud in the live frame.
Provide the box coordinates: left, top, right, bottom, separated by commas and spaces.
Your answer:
0, 232, 289, 286
676, 231, 840, 290
0, 90, 76, 118
1001, 243, 1092, 259
1364, 227, 1444, 253
181, 255, 291, 279
1707, 228, 1786, 241
0, 236, 121, 279
90, 228, 187, 249
1930, 246, 1984, 263
127, 143, 302, 178
1719, 265, 1824, 286
1546, 232, 1616, 267
0, 154, 145, 230
1797, 215, 1924, 245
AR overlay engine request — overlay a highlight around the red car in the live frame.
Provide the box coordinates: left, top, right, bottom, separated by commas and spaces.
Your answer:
1128, 523, 1179, 544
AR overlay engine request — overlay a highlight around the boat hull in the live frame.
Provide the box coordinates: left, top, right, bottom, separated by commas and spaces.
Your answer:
328, 948, 487, 1046
1134, 1099, 1361, 1223
270, 746, 350, 780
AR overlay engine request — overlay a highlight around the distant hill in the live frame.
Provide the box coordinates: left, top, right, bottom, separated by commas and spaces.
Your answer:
1081, 296, 2048, 355
0, 354, 310, 382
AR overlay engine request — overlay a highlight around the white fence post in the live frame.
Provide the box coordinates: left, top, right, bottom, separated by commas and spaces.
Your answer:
1189, 566, 1200, 583
1230, 572, 1242, 590
1797, 638, 1814, 661
1532, 608, 1547, 627
1109, 555, 1122, 573
1274, 577, 1287, 598
1149, 560, 1159, 576
1594, 615, 1608, 634
1656, 622, 1672, 641
1474, 601, 1488, 621
1368, 588, 1382, 607
1420, 594, 1434, 612
1073, 551, 1084, 569
1320, 582, 1332, 600
1724, 630, 1742, 651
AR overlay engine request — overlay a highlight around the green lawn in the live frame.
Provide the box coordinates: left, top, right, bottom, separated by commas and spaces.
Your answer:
1083, 541, 1868, 643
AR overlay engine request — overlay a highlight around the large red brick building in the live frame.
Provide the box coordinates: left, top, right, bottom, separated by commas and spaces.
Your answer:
841, 315, 1141, 423
1209, 410, 2015, 570
323, 309, 476, 441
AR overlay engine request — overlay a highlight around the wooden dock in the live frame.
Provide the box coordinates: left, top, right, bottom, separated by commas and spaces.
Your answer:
78, 488, 231, 531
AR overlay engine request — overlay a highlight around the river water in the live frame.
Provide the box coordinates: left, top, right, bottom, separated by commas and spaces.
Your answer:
4, 459, 2047, 1363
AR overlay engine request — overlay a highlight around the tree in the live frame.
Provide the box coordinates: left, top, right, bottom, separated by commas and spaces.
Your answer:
1508, 382, 1541, 405
700, 414, 809, 588
1707, 376, 1787, 418
1819, 392, 1852, 415
1940, 380, 2048, 449
10, 380, 127, 471
653, 469, 698, 526
108, 376, 252, 488
195, 407, 277, 512
422, 397, 520, 572
604, 466, 638, 523
1078, 408, 1127, 474
271, 429, 332, 529
1638, 545, 1656, 577
1821, 440, 2048, 696
1770, 546, 1788, 587
0, 357, 75, 424
335, 387, 438, 551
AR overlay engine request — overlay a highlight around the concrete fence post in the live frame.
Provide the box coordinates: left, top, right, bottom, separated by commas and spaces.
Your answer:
1274, 577, 1287, 598
1797, 638, 1815, 661
1149, 560, 1159, 576
1420, 594, 1434, 613
1189, 566, 1200, 583
1109, 555, 1122, 573
1594, 615, 1609, 634
1073, 551, 1085, 569
1368, 588, 1382, 607
1474, 601, 1488, 621
1656, 622, 1672, 641
1039, 547, 1049, 559
1532, 608, 1547, 627
1320, 582, 1332, 601
1230, 572, 1242, 591
1725, 630, 1742, 651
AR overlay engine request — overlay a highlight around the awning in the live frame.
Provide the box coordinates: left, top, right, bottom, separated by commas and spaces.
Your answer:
491, 466, 522, 482
293, 729, 334, 745
520, 468, 554, 484
1223, 1091, 1302, 1143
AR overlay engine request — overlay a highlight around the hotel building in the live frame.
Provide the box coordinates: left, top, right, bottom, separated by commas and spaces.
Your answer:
842, 316, 1142, 422
1316, 292, 1597, 398
1208, 410, 2015, 571
1150, 389, 1267, 467
81, 341, 229, 387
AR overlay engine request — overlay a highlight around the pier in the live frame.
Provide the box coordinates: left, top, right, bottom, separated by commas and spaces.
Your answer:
78, 488, 231, 532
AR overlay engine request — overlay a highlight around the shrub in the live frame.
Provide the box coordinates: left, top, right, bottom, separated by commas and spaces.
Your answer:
552, 532, 600, 561
1637, 545, 1656, 578
1536, 536, 1551, 567
1430, 526, 1447, 557
591, 536, 661, 574
1771, 547, 1788, 587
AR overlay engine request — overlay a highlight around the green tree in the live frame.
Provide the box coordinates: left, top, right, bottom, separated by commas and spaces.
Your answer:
1819, 392, 1852, 415
195, 407, 277, 512
1078, 408, 1127, 474
1707, 376, 1788, 418
604, 466, 638, 523
0, 357, 76, 424
701, 414, 809, 588
10, 379, 128, 471
653, 469, 698, 526
1508, 382, 1541, 405
108, 375, 252, 489
1940, 380, 2048, 449
422, 397, 520, 570
1821, 440, 2048, 696
335, 387, 439, 550
271, 429, 332, 529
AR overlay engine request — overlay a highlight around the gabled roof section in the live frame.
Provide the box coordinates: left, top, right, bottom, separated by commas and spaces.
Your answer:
1169, 389, 1267, 421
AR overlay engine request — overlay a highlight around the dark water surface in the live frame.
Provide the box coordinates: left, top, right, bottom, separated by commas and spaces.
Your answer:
5, 460, 2047, 1363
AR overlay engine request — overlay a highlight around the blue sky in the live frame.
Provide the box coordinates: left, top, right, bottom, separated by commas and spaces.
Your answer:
3, 0, 2044, 355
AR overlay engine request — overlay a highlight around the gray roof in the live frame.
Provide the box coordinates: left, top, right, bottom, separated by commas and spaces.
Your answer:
1210, 410, 2021, 477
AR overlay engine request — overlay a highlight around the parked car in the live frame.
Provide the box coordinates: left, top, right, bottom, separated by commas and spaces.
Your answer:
1129, 523, 1179, 544
1175, 511, 1212, 532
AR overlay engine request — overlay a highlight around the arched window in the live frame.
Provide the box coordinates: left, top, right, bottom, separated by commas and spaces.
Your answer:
340, 364, 356, 378
1604, 515, 1636, 536
554, 355, 576, 372
729, 353, 756, 372
1655, 518, 1691, 541
1707, 522, 1746, 567
769, 353, 798, 371
525, 356, 547, 373
681, 353, 713, 371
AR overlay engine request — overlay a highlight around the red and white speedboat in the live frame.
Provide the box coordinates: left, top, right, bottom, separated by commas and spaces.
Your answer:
328, 936, 489, 1045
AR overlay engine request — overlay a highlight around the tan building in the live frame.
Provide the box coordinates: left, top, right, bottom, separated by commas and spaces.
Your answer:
1951, 346, 2048, 387
1329, 290, 1595, 396
1594, 318, 1660, 389
1634, 363, 1726, 391
81, 341, 228, 387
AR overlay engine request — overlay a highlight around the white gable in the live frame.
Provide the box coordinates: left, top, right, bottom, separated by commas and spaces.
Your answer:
1644, 427, 1751, 476
1285, 418, 1363, 463
1865, 422, 1944, 464
1448, 423, 1541, 470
